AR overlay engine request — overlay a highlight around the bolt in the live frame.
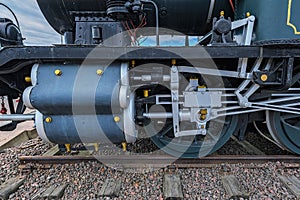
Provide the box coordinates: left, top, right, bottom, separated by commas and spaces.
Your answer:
143, 90, 149, 98
96, 69, 104, 76
200, 109, 208, 115
45, 117, 52, 123
24, 77, 31, 83
54, 69, 62, 76
260, 74, 268, 82
131, 60, 136, 67
171, 59, 176, 66
114, 116, 121, 122
220, 11, 225, 17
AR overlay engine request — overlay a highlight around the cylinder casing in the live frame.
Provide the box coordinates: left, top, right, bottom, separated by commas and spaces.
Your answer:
25, 62, 127, 144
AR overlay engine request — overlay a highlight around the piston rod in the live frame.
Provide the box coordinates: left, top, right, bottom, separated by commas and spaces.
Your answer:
0, 114, 35, 121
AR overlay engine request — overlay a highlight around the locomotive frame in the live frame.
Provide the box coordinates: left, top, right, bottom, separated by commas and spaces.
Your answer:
0, 0, 300, 158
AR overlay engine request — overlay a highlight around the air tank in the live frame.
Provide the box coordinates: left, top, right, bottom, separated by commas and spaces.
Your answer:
37, 0, 233, 36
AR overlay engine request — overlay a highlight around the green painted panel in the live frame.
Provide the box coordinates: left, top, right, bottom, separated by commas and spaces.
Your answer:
236, 0, 300, 42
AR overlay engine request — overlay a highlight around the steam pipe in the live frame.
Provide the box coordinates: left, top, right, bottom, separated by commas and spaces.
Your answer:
141, 0, 159, 46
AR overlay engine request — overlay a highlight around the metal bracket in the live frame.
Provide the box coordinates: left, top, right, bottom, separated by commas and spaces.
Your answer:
170, 66, 180, 136
235, 58, 263, 107
119, 62, 130, 108
232, 16, 255, 45
232, 16, 256, 78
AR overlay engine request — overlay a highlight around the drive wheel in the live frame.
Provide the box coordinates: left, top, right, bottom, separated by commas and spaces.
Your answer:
150, 114, 239, 158
266, 69, 300, 154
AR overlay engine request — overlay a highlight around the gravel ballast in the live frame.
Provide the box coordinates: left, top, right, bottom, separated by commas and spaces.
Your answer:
0, 138, 299, 199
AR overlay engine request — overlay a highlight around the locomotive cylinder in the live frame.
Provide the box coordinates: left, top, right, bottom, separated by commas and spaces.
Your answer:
23, 62, 137, 144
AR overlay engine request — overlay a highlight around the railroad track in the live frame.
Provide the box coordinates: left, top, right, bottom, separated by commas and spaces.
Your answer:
2, 134, 299, 199
19, 154, 300, 169
8, 154, 300, 199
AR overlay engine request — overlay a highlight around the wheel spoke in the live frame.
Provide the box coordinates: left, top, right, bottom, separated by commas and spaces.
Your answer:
280, 113, 300, 120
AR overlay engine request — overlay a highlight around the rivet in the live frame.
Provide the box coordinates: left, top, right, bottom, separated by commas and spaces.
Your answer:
45, 117, 52, 123
97, 69, 104, 76
246, 12, 251, 17
114, 116, 120, 122
54, 69, 62, 76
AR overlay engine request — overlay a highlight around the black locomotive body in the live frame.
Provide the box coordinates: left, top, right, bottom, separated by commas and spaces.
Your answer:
0, 0, 300, 158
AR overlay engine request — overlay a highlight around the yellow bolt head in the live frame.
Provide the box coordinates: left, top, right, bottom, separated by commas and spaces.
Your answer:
97, 69, 104, 76
200, 109, 208, 115
45, 117, 52, 123
171, 59, 176, 66
25, 76, 31, 83
220, 11, 225, 17
122, 142, 127, 152
114, 116, 120, 122
94, 143, 99, 152
246, 12, 251, 17
143, 90, 149, 98
261, 74, 268, 82
131, 60, 136, 67
198, 85, 207, 89
65, 144, 71, 153
201, 125, 205, 129
200, 115, 207, 120
54, 69, 62, 76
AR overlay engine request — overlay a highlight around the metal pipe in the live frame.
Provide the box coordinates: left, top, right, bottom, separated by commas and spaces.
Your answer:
141, 0, 159, 46
0, 114, 34, 121
143, 112, 173, 118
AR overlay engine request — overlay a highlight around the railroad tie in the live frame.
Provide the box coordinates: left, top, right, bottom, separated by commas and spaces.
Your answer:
37, 183, 68, 199
231, 136, 265, 155
222, 175, 249, 200
42, 145, 60, 156
0, 176, 26, 200
98, 179, 121, 197
278, 175, 300, 199
163, 174, 183, 200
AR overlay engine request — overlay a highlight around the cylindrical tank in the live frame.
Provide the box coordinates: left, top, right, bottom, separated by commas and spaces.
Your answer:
37, 0, 233, 36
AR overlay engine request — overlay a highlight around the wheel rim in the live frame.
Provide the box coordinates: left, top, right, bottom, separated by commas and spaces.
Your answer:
267, 111, 300, 154
150, 115, 239, 158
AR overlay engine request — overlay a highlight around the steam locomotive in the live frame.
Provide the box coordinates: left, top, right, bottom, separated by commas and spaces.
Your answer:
0, 0, 300, 158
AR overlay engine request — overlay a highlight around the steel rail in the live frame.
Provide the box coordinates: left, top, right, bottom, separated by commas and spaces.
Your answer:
19, 155, 300, 168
